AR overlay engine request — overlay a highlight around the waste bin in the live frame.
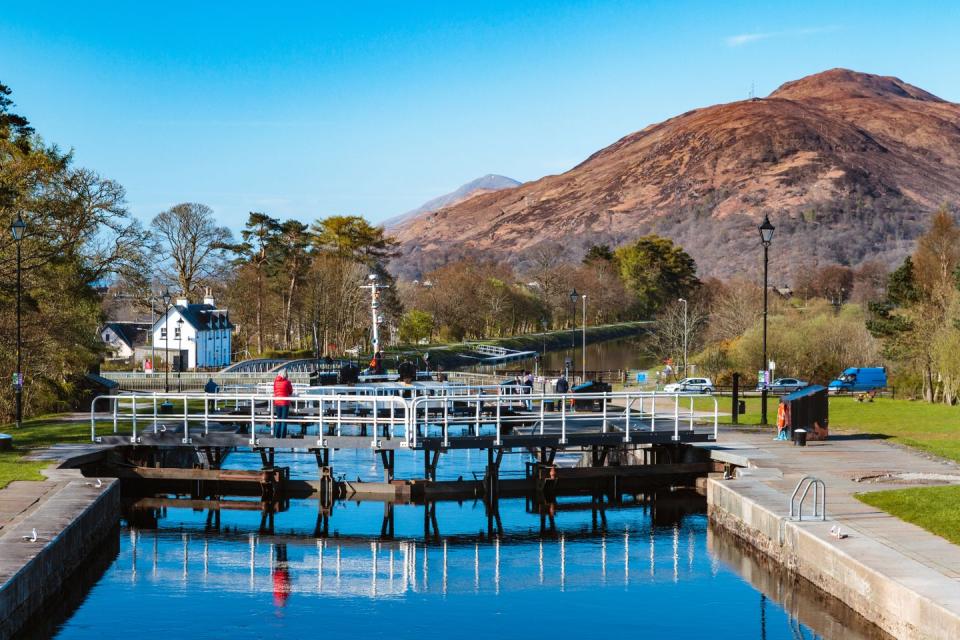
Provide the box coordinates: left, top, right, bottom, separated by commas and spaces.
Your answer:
738, 400, 746, 414
793, 429, 808, 447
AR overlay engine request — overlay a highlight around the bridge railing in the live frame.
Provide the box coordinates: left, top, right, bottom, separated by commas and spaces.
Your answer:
89, 388, 718, 448
90, 392, 409, 447
407, 390, 718, 448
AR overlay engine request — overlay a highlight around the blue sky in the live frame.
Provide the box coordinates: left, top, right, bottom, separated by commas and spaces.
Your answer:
1, 1, 958, 230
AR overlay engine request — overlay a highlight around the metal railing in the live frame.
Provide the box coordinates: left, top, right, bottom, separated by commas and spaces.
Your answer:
789, 476, 826, 521
89, 388, 718, 449
90, 392, 409, 448
407, 390, 717, 448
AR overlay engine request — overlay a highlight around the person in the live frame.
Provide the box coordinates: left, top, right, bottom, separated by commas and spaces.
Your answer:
273, 371, 294, 438
203, 377, 219, 394
555, 374, 569, 412
523, 370, 534, 410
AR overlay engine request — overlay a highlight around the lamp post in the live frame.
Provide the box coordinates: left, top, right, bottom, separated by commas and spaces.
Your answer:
568, 289, 578, 380
758, 214, 775, 426
176, 318, 184, 391
11, 214, 26, 429
162, 289, 171, 393
581, 293, 587, 382
678, 298, 688, 378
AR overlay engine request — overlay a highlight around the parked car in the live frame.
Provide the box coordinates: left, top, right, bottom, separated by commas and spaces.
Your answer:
827, 367, 887, 394
758, 377, 809, 393
664, 377, 714, 393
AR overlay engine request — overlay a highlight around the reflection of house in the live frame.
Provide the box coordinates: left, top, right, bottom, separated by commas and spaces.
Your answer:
151, 292, 233, 370
100, 322, 151, 359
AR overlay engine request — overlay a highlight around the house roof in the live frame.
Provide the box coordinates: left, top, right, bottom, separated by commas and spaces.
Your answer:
103, 322, 152, 350
158, 304, 234, 333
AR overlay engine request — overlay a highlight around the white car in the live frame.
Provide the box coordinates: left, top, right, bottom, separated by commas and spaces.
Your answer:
664, 377, 714, 394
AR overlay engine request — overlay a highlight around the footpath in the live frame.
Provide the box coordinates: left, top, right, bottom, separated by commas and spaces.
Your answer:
706, 426, 960, 640
0, 465, 119, 640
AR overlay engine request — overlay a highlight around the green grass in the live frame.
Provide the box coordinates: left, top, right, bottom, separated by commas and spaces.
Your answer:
857, 486, 960, 546
0, 415, 94, 489
693, 394, 960, 462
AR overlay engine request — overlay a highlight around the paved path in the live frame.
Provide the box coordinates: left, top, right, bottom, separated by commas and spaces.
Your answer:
709, 426, 960, 580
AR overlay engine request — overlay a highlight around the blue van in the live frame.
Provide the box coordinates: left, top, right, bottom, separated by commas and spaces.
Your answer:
828, 367, 887, 394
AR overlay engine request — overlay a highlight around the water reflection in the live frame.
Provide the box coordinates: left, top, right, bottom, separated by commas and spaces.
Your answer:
47, 491, 889, 640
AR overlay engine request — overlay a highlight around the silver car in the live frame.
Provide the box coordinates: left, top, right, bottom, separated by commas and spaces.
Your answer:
759, 377, 809, 393
664, 377, 714, 394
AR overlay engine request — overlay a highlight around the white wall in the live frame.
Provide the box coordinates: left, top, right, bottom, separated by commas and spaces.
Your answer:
151, 307, 232, 370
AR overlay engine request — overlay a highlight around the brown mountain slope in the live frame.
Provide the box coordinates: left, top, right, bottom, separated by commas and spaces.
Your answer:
392, 69, 960, 281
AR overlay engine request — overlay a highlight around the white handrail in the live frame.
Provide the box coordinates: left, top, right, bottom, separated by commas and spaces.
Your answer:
89, 389, 718, 448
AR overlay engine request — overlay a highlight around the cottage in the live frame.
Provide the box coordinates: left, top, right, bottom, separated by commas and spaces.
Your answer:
100, 322, 151, 359
151, 291, 234, 370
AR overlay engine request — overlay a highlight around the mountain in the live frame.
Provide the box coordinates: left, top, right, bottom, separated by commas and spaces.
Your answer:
391, 69, 960, 281
383, 174, 520, 230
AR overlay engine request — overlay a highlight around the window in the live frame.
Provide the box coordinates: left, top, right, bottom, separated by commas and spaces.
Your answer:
160, 328, 167, 339
174, 327, 181, 339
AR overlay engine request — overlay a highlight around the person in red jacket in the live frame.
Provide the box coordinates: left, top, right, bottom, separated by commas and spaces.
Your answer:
273, 371, 294, 438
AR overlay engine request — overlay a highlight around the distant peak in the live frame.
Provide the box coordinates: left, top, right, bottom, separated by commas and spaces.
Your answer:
769, 68, 945, 103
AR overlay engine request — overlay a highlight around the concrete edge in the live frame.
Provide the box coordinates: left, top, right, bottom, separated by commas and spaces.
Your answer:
707, 477, 960, 640
0, 478, 120, 640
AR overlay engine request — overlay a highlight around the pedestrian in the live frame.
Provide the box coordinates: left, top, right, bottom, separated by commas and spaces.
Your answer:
273, 371, 294, 438
555, 373, 569, 412
523, 370, 534, 410
204, 377, 219, 394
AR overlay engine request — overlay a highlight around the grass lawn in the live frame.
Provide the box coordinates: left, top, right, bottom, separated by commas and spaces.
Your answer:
0, 416, 95, 490
694, 394, 960, 463
857, 486, 960, 546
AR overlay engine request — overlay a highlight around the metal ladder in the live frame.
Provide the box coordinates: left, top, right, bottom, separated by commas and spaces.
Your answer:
789, 475, 826, 521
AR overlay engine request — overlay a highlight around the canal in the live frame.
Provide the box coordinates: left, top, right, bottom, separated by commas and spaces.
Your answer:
37, 448, 887, 640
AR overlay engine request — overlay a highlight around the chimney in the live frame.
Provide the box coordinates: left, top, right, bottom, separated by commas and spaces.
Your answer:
175, 296, 189, 307
203, 286, 215, 307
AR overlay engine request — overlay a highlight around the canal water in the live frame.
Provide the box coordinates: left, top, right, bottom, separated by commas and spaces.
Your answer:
46, 449, 886, 640
475, 335, 655, 376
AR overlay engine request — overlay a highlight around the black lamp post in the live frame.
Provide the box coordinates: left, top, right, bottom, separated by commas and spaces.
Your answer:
176, 317, 184, 391
568, 289, 579, 348
758, 214, 775, 426
11, 214, 26, 429
162, 289, 171, 393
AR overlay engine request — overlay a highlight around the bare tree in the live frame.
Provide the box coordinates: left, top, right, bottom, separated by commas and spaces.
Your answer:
151, 203, 232, 297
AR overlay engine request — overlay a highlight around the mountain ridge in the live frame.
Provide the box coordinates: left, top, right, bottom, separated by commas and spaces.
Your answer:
391, 69, 960, 282
383, 174, 520, 230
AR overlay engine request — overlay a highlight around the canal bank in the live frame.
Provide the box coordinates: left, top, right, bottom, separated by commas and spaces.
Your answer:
0, 469, 119, 640
414, 321, 651, 370
704, 428, 960, 640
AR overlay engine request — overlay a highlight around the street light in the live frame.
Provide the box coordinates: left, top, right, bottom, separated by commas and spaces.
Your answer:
678, 298, 688, 378
581, 293, 587, 382
758, 214, 775, 426
568, 289, 578, 380
11, 213, 26, 429
176, 317, 185, 391
162, 288, 171, 393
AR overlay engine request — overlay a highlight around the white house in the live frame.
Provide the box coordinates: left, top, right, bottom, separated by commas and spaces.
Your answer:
100, 322, 151, 359
152, 291, 234, 370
